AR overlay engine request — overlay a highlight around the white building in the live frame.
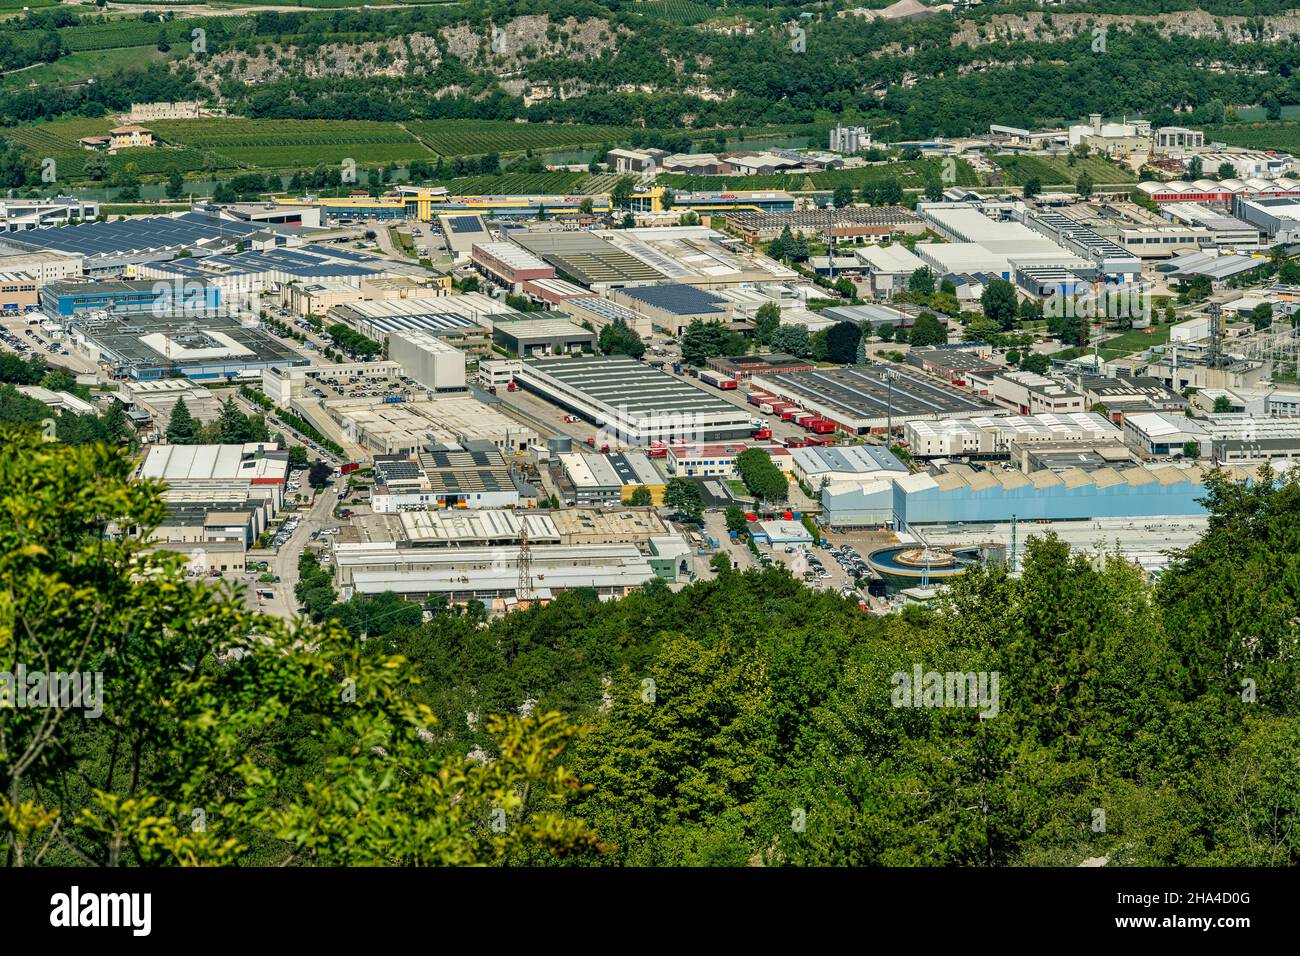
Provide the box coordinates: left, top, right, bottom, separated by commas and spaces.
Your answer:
388, 330, 467, 391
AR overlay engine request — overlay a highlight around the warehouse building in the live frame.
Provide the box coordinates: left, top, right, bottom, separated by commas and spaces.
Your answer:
320, 395, 536, 457
1233, 196, 1300, 242
335, 542, 659, 604
387, 330, 467, 391
40, 279, 221, 317
1120, 412, 1210, 459
326, 297, 500, 349
0, 249, 83, 286
751, 366, 997, 434
521, 276, 596, 307
561, 295, 652, 337
511, 231, 666, 289
72, 312, 306, 380
351, 507, 671, 550
492, 317, 596, 357
967, 369, 1086, 415
706, 353, 817, 381
558, 451, 666, 505
612, 283, 733, 336
471, 241, 556, 290
1081, 376, 1186, 422
116, 378, 222, 434
0, 195, 99, 232
592, 226, 798, 288
0, 209, 270, 275
907, 348, 1000, 386
137, 442, 289, 519
904, 412, 1120, 458
879, 460, 1229, 526
790, 444, 908, 487
371, 441, 525, 511
852, 244, 929, 298
519, 355, 753, 443
1160, 204, 1262, 249
439, 214, 490, 265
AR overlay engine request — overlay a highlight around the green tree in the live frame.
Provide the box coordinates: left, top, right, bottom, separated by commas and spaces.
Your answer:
1076, 171, 1094, 198
908, 267, 935, 295
832, 184, 855, 208
825, 321, 862, 364
753, 302, 782, 346
0, 427, 600, 867
1213, 395, 1234, 413
627, 485, 653, 506
980, 278, 1019, 331
908, 312, 948, 347
665, 477, 703, 517
770, 323, 811, 358
735, 448, 788, 502
165, 396, 201, 444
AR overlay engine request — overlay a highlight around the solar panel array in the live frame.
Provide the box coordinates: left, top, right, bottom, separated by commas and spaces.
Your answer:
447, 216, 484, 234
620, 283, 726, 315
0, 211, 262, 259
150, 246, 379, 280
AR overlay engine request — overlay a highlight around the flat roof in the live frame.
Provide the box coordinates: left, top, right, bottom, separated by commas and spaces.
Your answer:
522, 354, 748, 422
754, 366, 996, 427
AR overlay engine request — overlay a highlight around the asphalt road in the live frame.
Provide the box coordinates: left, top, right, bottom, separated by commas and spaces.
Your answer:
261, 482, 341, 620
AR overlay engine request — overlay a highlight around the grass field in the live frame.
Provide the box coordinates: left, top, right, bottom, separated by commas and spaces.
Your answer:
5, 117, 243, 178
996, 154, 1135, 187
1, 47, 176, 91
1095, 323, 1173, 360
1203, 121, 1300, 154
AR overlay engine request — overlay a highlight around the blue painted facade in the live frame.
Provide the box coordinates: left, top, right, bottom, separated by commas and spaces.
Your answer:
41, 282, 221, 318
892, 476, 1207, 525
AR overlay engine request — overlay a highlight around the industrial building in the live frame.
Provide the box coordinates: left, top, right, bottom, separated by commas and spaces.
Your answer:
0, 196, 100, 232
706, 353, 817, 381
907, 348, 1000, 386
0, 249, 83, 286
723, 207, 923, 244
116, 378, 223, 433
350, 507, 671, 550
904, 413, 1120, 458
71, 312, 306, 380
521, 276, 596, 307
518, 355, 754, 443
1233, 196, 1300, 242
325, 297, 500, 349
1080, 376, 1187, 422
612, 283, 733, 336
492, 317, 596, 357
967, 370, 1086, 415
137, 442, 288, 508
319, 395, 537, 457
789, 444, 908, 487
334, 542, 661, 604
439, 214, 490, 265
750, 366, 998, 434
387, 331, 467, 391
471, 241, 556, 289
510, 231, 667, 289
592, 226, 798, 288
1120, 412, 1210, 459
0, 209, 270, 275
40, 279, 221, 317
852, 244, 930, 298
370, 441, 526, 511
0, 273, 38, 312
560, 295, 652, 337
558, 451, 667, 505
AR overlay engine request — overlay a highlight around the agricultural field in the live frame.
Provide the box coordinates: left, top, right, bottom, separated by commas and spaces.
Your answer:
57, 17, 212, 53
405, 120, 637, 157
628, 0, 725, 25
435, 172, 592, 194
5, 117, 242, 180
658, 159, 977, 193
1203, 122, 1300, 154
147, 119, 435, 168
995, 154, 1135, 187
0, 47, 177, 91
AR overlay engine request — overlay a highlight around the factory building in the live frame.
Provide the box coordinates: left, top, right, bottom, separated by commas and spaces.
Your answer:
558, 451, 667, 505
492, 318, 596, 357
904, 413, 1120, 458
1233, 196, 1300, 242
371, 441, 526, 511
1120, 412, 1210, 459
751, 366, 997, 434
320, 395, 537, 458
471, 241, 556, 290
0, 250, 83, 286
517, 355, 754, 444
387, 331, 467, 391
40, 279, 221, 317
612, 283, 734, 337
334, 542, 660, 604
789, 444, 908, 487
0, 196, 100, 232
967, 370, 1086, 415
72, 312, 306, 381
851, 244, 929, 298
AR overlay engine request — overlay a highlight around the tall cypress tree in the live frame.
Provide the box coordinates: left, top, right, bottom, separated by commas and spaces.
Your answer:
165, 397, 200, 444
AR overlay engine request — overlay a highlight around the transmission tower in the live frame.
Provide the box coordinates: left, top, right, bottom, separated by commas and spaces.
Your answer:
517, 523, 532, 596
1206, 302, 1224, 370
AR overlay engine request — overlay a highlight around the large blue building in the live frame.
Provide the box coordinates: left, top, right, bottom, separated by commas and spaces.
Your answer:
821, 461, 1246, 529
40, 280, 220, 318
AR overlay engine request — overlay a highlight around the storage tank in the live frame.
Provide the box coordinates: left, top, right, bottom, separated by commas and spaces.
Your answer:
548, 435, 573, 454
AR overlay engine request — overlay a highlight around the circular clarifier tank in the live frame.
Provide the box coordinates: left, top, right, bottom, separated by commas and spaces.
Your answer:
867, 545, 982, 588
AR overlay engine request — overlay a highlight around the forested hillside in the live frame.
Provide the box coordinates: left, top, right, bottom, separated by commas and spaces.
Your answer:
2, 427, 1296, 867
6, 2, 1300, 138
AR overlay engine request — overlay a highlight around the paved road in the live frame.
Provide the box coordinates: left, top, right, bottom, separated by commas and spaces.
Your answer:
262, 483, 341, 620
